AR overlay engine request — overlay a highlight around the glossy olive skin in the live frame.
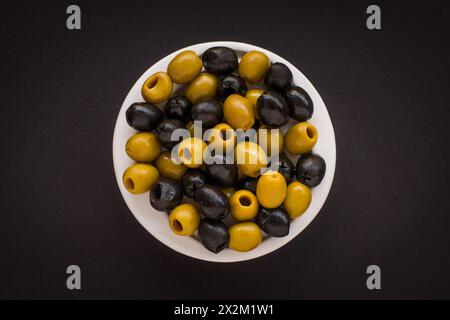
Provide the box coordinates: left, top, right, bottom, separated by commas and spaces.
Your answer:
198, 219, 229, 253
284, 86, 314, 121
194, 184, 230, 220
217, 75, 248, 100
149, 178, 183, 211
202, 47, 238, 75
236, 177, 259, 194
295, 153, 326, 188
257, 91, 290, 127
264, 62, 293, 92
126, 102, 163, 131
255, 207, 290, 237
256, 171, 287, 208
155, 151, 187, 180
204, 154, 238, 187
284, 181, 311, 218
235, 141, 268, 178
169, 204, 200, 236
228, 222, 262, 252
167, 50, 202, 84
165, 96, 192, 122
177, 137, 207, 168
181, 169, 208, 198
154, 119, 185, 149
185, 73, 219, 104
238, 50, 270, 83
223, 94, 255, 130
141, 72, 173, 103
125, 132, 160, 162
269, 153, 294, 183
191, 98, 223, 129
285, 122, 318, 154
123, 163, 159, 194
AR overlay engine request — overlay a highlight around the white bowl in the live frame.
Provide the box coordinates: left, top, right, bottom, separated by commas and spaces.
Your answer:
112, 41, 336, 262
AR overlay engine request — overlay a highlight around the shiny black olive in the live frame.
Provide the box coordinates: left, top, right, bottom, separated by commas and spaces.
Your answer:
181, 169, 208, 198
236, 177, 259, 194
204, 154, 238, 187
296, 153, 326, 188
255, 207, 290, 237
265, 62, 293, 92
194, 184, 230, 220
217, 75, 248, 100
257, 91, 290, 127
154, 119, 185, 149
191, 98, 223, 129
198, 219, 229, 253
126, 102, 163, 131
269, 153, 294, 183
202, 47, 238, 75
284, 86, 314, 121
165, 95, 192, 122
150, 178, 183, 211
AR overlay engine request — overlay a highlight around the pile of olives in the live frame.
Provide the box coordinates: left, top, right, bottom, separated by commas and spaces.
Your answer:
122, 46, 326, 254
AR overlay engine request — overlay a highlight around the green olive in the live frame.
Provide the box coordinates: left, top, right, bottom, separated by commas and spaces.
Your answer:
185, 73, 218, 104
257, 125, 284, 157
235, 141, 268, 178
167, 50, 202, 84
238, 50, 270, 83
285, 122, 318, 154
223, 94, 255, 130
155, 151, 187, 180
230, 190, 259, 221
169, 204, 200, 236
229, 222, 262, 252
178, 137, 207, 168
125, 132, 160, 162
141, 72, 173, 104
245, 89, 264, 119
256, 171, 287, 208
283, 181, 311, 218
206, 123, 236, 152
122, 163, 159, 194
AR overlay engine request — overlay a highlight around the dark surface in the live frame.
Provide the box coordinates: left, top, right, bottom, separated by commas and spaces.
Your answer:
0, 0, 449, 299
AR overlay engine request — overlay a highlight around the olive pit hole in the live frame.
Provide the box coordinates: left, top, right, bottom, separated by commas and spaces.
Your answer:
239, 196, 252, 206
306, 127, 315, 139
172, 219, 183, 232
125, 178, 135, 191
147, 77, 158, 89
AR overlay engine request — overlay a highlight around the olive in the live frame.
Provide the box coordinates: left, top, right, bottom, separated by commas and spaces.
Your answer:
181, 169, 208, 198
284, 86, 314, 121
155, 151, 187, 180
235, 141, 268, 178
154, 119, 185, 149
123, 163, 159, 194
269, 153, 294, 183
204, 154, 238, 187
236, 177, 259, 194
149, 178, 183, 211
285, 122, 318, 154
206, 123, 236, 152
230, 190, 259, 221
216, 75, 248, 100
245, 89, 264, 119
257, 91, 289, 127
185, 73, 219, 104
177, 137, 207, 168
198, 219, 229, 253
255, 207, 290, 237
256, 171, 287, 208
126, 102, 163, 131
238, 50, 270, 83
167, 50, 202, 84
165, 96, 192, 122
191, 98, 223, 129
125, 132, 160, 162
223, 94, 255, 130
295, 153, 326, 188
228, 222, 262, 252
258, 125, 284, 156
202, 47, 238, 75
194, 184, 230, 220
284, 181, 311, 218
168, 204, 200, 236
264, 62, 292, 92
141, 72, 173, 103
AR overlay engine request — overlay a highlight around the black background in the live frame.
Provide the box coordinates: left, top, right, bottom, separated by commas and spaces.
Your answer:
0, 0, 449, 299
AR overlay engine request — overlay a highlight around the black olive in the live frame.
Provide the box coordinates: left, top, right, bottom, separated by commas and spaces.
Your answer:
154, 119, 185, 149
165, 95, 192, 122
150, 178, 183, 211
125, 102, 163, 131
284, 86, 314, 121
257, 91, 290, 127
217, 75, 248, 100
296, 153, 326, 188
202, 47, 238, 75
236, 177, 259, 194
255, 207, 290, 237
269, 153, 294, 183
194, 184, 230, 220
265, 62, 293, 92
198, 219, 229, 253
204, 154, 238, 187
181, 169, 208, 198
191, 98, 223, 129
